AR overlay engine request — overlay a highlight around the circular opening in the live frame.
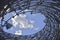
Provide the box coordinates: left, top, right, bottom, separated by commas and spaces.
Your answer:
2, 9, 46, 35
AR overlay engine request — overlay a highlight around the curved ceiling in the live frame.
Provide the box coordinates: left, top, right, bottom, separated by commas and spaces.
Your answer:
0, 0, 60, 40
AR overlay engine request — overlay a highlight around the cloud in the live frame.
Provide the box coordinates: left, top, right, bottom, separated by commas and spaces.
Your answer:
11, 14, 34, 29
15, 30, 22, 35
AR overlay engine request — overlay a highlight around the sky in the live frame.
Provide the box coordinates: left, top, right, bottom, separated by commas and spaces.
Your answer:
1, 9, 46, 35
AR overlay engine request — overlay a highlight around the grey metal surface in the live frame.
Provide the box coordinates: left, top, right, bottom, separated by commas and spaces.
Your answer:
0, 0, 60, 40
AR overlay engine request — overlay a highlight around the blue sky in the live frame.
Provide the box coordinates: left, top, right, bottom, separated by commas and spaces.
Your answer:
1, 9, 46, 35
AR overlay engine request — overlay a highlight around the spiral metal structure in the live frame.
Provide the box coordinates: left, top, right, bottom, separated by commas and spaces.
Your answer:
0, 0, 60, 40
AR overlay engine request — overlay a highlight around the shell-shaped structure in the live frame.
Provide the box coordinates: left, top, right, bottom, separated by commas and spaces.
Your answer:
0, 0, 60, 40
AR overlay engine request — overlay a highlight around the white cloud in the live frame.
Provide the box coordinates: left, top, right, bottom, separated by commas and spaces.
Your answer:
11, 14, 34, 29
30, 20, 34, 24
15, 30, 22, 35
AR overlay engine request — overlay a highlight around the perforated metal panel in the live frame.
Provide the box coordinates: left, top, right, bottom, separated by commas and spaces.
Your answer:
0, 0, 60, 40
